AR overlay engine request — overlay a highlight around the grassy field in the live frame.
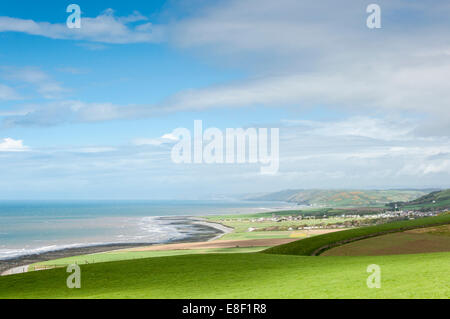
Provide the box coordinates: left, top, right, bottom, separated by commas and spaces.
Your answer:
389, 189, 450, 210
0, 252, 448, 298
205, 207, 382, 220
1, 214, 449, 299
322, 229, 450, 256
212, 230, 296, 241
212, 218, 353, 241
205, 212, 360, 241
29, 246, 268, 271
419, 224, 450, 236
264, 214, 450, 256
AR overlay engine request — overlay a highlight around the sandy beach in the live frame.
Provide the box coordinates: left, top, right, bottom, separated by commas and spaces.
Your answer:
0, 217, 226, 275
190, 217, 234, 240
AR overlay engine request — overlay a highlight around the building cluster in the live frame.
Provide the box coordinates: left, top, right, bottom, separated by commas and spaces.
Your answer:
247, 210, 440, 224
243, 209, 444, 232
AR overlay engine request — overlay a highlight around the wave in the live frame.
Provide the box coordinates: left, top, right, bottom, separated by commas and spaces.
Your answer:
0, 242, 108, 260
0, 216, 205, 260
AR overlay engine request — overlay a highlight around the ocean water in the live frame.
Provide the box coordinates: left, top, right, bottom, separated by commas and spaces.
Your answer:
0, 200, 292, 260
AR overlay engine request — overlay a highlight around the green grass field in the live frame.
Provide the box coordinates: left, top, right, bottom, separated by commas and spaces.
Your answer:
389, 189, 450, 210
322, 231, 450, 256
1, 214, 449, 299
205, 212, 361, 241
213, 230, 295, 241
265, 214, 450, 256
29, 246, 268, 271
1, 252, 448, 298
212, 218, 353, 241
402, 199, 450, 210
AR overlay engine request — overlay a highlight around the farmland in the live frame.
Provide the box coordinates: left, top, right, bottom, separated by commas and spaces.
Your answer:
0, 213, 448, 299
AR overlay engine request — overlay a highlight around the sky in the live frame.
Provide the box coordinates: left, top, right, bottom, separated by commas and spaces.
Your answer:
0, 0, 450, 199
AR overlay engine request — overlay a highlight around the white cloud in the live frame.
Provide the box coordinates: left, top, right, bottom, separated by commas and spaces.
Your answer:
1, 116, 449, 198
1, 100, 158, 127
133, 133, 179, 146
56, 67, 89, 75
2, 2, 450, 134
76, 42, 108, 51
400, 160, 450, 176
117, 10, 148, 24
160, 0, 450, 134
161, 133, 180, 141
169, 0, 450, 62
2, 67, 67, 99
0, 84, 21, 100
283, 117, 417, 141
155, 62, 450, 128
0, 9, 164, 44
72, 147, 116, 153
0, 138, 28, 152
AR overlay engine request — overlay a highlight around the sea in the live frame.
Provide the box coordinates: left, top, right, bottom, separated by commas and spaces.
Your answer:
0, 200, 293, 260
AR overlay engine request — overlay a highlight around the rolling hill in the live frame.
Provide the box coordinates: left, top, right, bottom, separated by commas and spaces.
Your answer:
387, 189, 450, 211
1, 214, 449, 299
244, 189, 432, 207
264, 213, 450, 256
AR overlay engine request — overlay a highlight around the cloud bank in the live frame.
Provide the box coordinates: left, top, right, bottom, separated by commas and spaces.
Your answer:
0, 9, 163, 44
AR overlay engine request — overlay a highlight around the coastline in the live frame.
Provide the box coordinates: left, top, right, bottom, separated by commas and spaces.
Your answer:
0, 216, 228, 275
189, 217, 234, 241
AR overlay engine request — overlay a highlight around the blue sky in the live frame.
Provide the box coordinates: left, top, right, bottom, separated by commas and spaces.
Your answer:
0, 0, 450, 199
0, 1, 248, 146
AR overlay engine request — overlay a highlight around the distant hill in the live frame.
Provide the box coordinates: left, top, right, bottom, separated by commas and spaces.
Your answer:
387, 189, 450, 211
244, 189, 432, 207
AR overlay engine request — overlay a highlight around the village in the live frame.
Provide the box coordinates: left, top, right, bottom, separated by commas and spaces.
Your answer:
240, 209, 441, 232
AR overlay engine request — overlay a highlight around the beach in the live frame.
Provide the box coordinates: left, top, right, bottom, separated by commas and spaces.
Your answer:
0, 216, 229, 275
0, 200, 295, 275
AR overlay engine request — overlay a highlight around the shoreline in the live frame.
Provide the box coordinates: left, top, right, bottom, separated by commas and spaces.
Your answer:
189, 217, 234, 241
0, 216, 227, 275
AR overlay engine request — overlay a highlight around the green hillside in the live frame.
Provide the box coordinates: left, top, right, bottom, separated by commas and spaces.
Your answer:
264, 213, 450, 256
0, 252, 448, 299
387, 189, 450, 211
1, 213, 449, 299
246, 189, 430, 207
